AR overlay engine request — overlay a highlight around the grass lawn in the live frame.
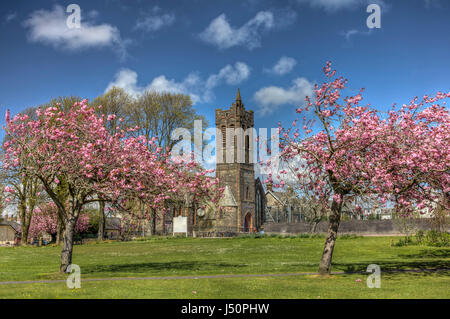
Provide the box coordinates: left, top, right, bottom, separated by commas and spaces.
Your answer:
0, 236, 449, 298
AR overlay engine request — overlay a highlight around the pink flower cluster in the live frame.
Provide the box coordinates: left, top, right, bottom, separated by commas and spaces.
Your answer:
28, 202, 90, 240
3, 99, 222, 224
271, 61, 449, 212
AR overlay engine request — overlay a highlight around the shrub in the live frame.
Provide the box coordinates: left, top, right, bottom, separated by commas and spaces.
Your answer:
424, 230, 449, 247
416, 230, 425, 244
391, 237, 415, 247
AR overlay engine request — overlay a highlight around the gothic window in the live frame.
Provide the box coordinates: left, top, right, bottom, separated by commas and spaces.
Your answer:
229, 124, 236, 162
246, 186, 250, 200
256, 190, 261, 225
245, 135, 249, 164
221, 125, 226, 148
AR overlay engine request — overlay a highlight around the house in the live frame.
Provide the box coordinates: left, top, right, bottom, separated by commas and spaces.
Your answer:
265, 185, 304, 223
0, 220, 21, 246
105, 217, 121, 239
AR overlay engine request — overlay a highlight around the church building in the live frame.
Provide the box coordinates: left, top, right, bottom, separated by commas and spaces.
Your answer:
148, 90, 266, 237
192, 89, 266, 236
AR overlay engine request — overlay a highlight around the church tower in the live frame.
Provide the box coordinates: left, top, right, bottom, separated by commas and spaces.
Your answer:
215, 89, 256, 232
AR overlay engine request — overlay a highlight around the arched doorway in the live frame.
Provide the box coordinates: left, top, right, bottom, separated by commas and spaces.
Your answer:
244, 212, 253, 233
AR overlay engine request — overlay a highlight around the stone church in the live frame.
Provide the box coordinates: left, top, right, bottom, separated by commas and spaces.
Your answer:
142, 90, 267, 237
189, 89, 266, 236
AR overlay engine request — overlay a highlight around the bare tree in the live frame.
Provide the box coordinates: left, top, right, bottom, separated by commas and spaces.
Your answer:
128, 91, 208, 151
91, 86, 133, 136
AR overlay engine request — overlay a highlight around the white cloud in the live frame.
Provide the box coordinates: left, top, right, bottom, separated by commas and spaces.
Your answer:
4, 12, 17, 23
301, 0, 361, 11
23, 5, 126, 58
265, 56, 297, 75
297, 0, 388, 12
206, 62, 251, 89
199, 11, 274, 50
106, 62, 251, 105
253, 78, 313, 115
87, 10, 99, 19
134, 6, 175, 32
341, 29, 359, 40
105, 69, 203, 104
340, 28, 372, 41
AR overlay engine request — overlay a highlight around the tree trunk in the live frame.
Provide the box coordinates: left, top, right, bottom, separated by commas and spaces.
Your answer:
60, 217, 76, 273
56, 215, 64, 245
98, 201, 105, 241
162, 212, 166, 235
310, 220, 319, 233
318, 199, 342, 275
151, 210, 156, 236
19, 200, 29, 245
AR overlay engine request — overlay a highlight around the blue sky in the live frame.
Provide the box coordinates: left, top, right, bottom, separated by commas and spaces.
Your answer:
0, 0, 449, 136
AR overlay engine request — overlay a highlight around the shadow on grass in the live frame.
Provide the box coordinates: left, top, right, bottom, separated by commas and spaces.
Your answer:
333, 248, 450, 275
82, 261, 247, 275
399, 248, 450, 259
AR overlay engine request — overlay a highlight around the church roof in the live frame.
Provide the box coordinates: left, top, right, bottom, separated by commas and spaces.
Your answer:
236, 88, 241, 103
219, 185, 238, 207
265, 190, 284, 205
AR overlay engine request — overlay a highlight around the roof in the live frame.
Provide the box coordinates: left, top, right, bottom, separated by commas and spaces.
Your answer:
219, 185, 238, 207
105, 217, 121, 230
236, 88, 241, 103
0, 221, 21, 233
265, 190, 285, 205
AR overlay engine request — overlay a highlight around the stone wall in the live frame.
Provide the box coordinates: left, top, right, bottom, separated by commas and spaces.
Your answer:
263, 219, 446, 235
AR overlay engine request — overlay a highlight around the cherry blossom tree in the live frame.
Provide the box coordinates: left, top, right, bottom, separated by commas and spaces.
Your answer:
28, 202, 90, 242
3, 99, 220, 272
271, 62, 449, 274
3, 101, 128, 271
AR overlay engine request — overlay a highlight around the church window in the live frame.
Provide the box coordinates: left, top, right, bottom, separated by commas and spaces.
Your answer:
221, 126, 226, 148
245, 135, 249, 164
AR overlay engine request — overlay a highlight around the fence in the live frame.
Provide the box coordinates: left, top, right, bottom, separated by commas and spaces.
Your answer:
263, 219, 447, 235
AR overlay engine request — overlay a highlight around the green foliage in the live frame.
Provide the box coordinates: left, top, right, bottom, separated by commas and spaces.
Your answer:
84, 208, 100, 235
424, 231, 450, 247
416, 230, 425, 244
391, 230, 450, 247
391, 237, 415, 247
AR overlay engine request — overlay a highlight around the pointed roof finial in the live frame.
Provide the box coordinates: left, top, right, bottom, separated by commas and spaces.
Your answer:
236, 88, 241, 103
